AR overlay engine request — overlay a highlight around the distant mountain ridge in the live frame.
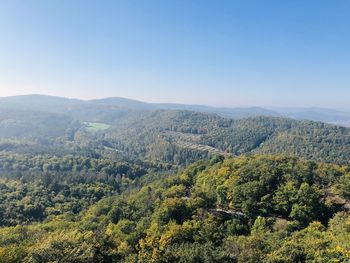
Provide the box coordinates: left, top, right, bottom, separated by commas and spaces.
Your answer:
90, 97, 281, 118
1, 94, 350, 126
273, 107, 350, 126
1, 94, 350, 165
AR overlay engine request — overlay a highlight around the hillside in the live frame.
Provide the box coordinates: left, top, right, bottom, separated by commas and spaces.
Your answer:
1, 95, 350, 262
102, 111, 350, 165
0, 95, 350, 165
1, 155, 349, 262
1, 95, 350, 125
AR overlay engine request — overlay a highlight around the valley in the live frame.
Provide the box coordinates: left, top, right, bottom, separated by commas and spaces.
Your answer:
0, 95, 350, 262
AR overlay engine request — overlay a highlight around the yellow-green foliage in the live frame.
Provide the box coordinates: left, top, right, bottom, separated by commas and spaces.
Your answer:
1, 155, 350, 262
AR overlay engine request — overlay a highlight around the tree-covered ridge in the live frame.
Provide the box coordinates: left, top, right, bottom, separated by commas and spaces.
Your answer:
1, 155, 350, 262
2, 95, 350, 126
104, 112, 350, 165
256, 120, 350, 163
0, 108, 81, 139
1, 104, 350, 165
0, 153, 153, 227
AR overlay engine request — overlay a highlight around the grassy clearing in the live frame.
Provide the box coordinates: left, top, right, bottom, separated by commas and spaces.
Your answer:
84, 122, 111, 131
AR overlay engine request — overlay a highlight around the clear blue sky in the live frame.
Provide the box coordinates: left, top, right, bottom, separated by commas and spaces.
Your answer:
0, 0, 349, 108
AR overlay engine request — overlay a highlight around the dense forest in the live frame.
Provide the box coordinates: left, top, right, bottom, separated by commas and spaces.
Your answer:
1, 96, 350, 166
1, 95, 350, 262
0, 155, 350, 262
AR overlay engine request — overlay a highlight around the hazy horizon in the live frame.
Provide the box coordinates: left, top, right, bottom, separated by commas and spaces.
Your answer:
1, 93, 350, 113
1, 1, 349, 109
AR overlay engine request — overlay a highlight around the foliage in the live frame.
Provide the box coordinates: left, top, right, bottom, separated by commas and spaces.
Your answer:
1, 155, 350, 262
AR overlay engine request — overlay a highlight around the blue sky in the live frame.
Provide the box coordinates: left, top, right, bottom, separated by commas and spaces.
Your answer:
0, 1, 349, 108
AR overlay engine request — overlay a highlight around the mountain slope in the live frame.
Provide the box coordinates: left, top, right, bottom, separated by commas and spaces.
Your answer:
1, 95, 350, 164
104, 112, 350, 165
2, 95, 350, 125
1, 155, 349, 262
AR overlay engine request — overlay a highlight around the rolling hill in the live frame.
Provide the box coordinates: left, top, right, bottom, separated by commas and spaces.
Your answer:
0, 95, 350, 165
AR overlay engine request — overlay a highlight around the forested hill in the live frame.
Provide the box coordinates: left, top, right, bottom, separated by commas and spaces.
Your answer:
1, 155, 350, 262
1, 94, 350, 125
101, 110, 350, 165
0, 96, 350, 165
1, 96, 350, 262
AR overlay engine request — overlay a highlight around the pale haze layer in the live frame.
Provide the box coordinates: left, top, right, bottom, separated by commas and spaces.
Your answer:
0, 1, 349, 109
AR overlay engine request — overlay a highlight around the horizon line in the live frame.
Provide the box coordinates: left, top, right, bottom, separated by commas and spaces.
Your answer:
0, 93, 349, 112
